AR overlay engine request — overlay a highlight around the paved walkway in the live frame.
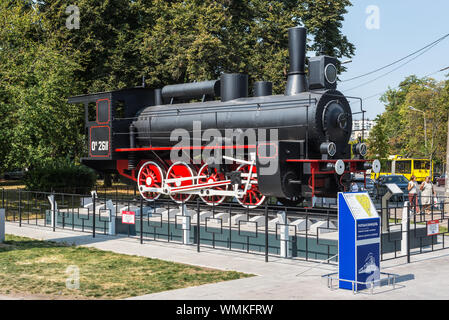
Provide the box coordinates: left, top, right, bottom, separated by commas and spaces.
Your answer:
5, 222, 449, 299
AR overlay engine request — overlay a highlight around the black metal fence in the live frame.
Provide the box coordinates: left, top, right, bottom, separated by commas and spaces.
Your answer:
2, 188, 449, 264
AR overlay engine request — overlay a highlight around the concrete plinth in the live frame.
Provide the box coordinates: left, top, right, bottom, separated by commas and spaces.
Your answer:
214, 212, 230, 224
309, 220, 337, 235
231, 214, 246, 225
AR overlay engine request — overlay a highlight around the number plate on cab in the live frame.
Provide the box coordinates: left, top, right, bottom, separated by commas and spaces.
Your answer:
90, 126, 110, 157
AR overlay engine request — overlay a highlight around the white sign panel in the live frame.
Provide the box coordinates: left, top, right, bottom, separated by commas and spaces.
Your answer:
342, 192, 378, 219
122, 211, 136, 225
385, 183, 403, 195
427, 220, 439, 236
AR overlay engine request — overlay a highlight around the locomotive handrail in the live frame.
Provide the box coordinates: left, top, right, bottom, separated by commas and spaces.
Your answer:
116, 123, 314, 136
107, 101, 314, 122
137, 99, 315, 118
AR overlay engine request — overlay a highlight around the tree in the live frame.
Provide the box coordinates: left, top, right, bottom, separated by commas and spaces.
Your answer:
366, 114, 389, 159
140, 0, 355, 93
0, 1, 84, 170
367, 75, 449, 167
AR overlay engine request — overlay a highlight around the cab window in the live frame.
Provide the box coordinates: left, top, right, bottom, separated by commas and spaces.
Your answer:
97, 99, 109, 123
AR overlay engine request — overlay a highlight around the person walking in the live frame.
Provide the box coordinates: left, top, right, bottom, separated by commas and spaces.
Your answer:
420, 176, 436, 214
408, 175, 418, 213
350, 181, 359, 192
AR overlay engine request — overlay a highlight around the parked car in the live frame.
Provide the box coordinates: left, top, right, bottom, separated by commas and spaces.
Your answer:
374, 175, 409, 200
437, 175, 446, 187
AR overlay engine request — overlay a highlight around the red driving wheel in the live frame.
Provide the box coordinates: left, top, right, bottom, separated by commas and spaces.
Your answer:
137, 161, 164, 200
198, 163, 228, 206
235, 163, 266, 208
166, 162, 196, 203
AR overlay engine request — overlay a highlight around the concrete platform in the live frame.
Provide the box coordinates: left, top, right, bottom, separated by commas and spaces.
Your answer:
4, 222, 449, 300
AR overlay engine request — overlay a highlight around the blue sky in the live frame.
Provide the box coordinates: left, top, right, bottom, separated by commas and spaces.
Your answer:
336, 0, 449, 119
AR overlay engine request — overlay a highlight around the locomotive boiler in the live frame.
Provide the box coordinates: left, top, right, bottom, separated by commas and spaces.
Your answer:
68, 26, 380, 208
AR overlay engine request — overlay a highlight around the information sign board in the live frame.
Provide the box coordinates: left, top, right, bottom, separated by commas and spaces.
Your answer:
122, 211, 136, 225
338, 192, 381, 291
427, 220, 439, 236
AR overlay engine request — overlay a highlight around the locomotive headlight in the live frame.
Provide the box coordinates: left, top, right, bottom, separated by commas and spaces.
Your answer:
320, 142, 337, 157
324, 63, 337, 84
364, 159, 381, 173
372, 159, 381, 173
335, 159, 345, 175
354, 142, 367, 157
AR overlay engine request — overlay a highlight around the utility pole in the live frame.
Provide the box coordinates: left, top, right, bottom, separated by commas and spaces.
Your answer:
440, 67, 449, 209
445, 112, 449, 211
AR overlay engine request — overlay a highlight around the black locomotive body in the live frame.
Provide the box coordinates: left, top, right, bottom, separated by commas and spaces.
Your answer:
69, 26, 379, 208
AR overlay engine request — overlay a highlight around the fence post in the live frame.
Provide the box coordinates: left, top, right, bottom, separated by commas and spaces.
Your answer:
401, 201, 409, 258
47, 194, 55, 230
197, 198, 200, 252
52, 193, 56, 232
407, 205, 411, 263
181, 202, 191, 245
265, 202, 268, 262
92, 192, 96, 238
140, 198, 143, 244
0, 208, 5, 243
279, 211, 290, 258
18, 190, 22, 227
106, 200, 115, 236
167, 201, 171, 242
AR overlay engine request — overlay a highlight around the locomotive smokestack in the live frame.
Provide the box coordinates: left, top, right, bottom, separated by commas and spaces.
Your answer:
220, 73, 248, 102
253, 81, 272, 97
285, 26, 308, 96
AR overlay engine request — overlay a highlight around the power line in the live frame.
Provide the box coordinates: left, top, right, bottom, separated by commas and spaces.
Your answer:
340, 33, 449, 83
343, 39, 445, 93
350, 65, 449, 104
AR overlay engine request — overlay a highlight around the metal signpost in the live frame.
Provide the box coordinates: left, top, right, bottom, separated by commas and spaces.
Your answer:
0, 208, 4, 243
338, 192, 381, 291
381, 183, 403, 232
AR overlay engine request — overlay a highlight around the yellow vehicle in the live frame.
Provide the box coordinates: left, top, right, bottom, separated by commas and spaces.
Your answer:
370, 155, 433, 182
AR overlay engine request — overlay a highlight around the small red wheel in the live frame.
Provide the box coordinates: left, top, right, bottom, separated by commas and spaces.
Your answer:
166, 162, 196, 203
198, 163, 228, 206
137, 161, 164, 201
235, 163, 266, 209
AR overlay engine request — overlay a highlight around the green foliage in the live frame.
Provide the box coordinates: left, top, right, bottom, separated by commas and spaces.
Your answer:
0, 1, 84, 171
366, 114, 389, 159
140, 0, 355, 93
367, 75, 449, 163
0, 0, 355, 172
23, 158, 97, 193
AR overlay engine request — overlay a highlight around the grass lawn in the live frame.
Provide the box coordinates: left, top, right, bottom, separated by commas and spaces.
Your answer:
0, 234, 252, 299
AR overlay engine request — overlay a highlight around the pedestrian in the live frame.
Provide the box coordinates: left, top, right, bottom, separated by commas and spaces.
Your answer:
420, 176, 436, 214
408, 175, 418, 213
350, 181, 359, 192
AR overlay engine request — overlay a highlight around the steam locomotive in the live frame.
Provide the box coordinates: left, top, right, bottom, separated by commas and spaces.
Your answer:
68, 26, 380, 208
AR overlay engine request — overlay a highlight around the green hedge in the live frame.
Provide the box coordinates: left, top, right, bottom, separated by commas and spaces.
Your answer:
24, 159, 97, 194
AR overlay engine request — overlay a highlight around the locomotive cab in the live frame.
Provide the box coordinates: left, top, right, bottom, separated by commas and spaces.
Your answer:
68, 87, 156, 175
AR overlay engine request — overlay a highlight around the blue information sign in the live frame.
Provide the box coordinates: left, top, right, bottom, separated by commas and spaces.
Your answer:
338, 192, 381, 290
